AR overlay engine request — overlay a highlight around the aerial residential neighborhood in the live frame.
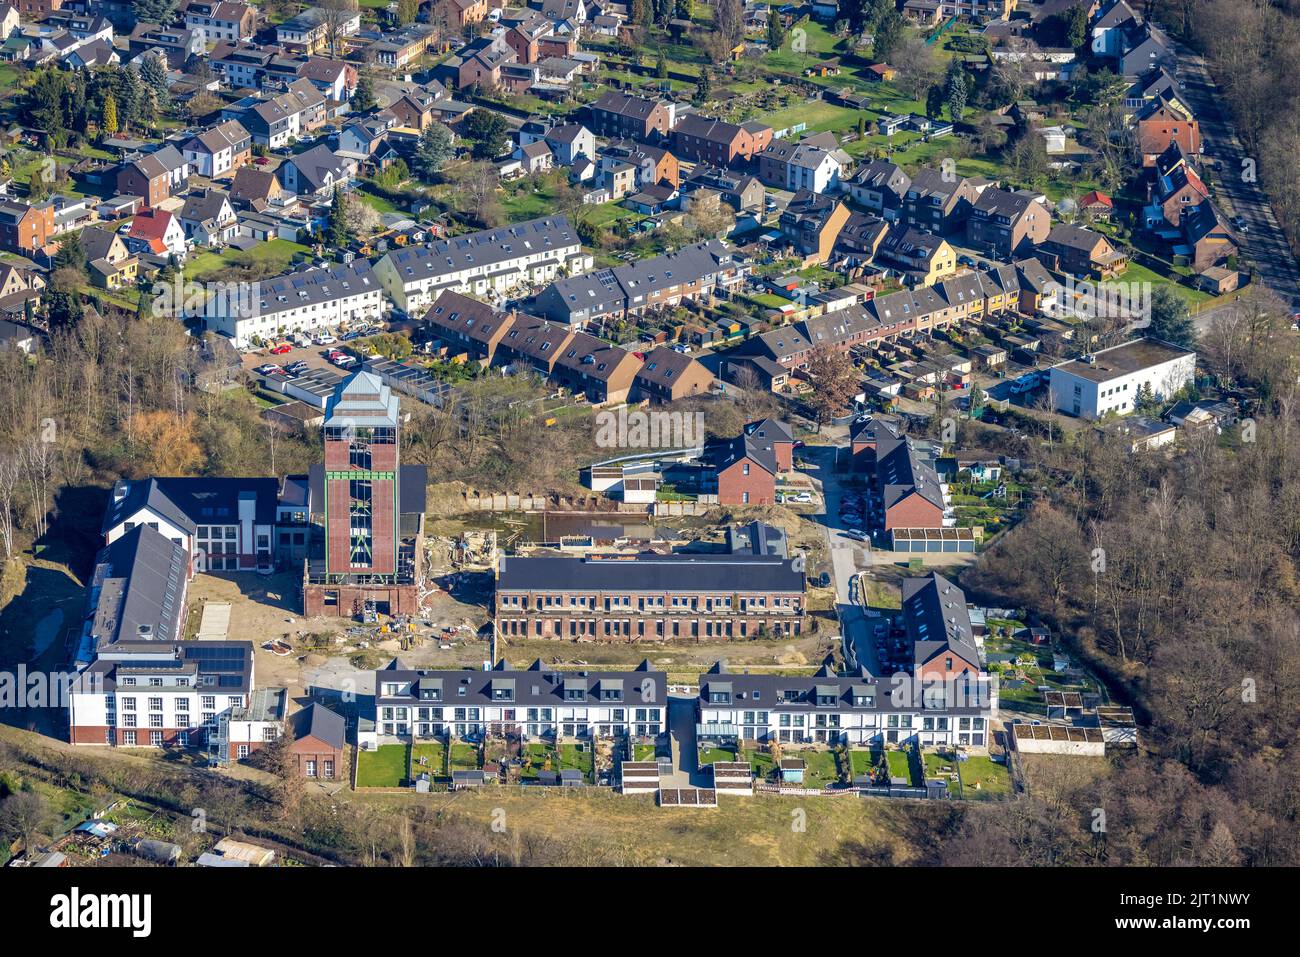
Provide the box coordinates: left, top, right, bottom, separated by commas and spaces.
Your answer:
0, 0, 1294, 908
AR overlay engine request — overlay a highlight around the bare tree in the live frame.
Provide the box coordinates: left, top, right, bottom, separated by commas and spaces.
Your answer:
318, 0, 360, 60
0, 448, 19, 559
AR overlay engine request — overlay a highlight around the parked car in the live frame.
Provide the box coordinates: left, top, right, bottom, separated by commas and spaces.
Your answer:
314, 333, 337, 345
330, 352, 356, 368
269, 343, 292, 355
1231, 215, 1249, 232
255, 364, 284, 376
1010, 372, 1041, 394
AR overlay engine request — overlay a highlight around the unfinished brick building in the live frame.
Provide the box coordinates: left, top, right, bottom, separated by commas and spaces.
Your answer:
303, 371, 426, 618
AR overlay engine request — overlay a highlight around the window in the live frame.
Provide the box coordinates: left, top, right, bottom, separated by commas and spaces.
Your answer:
305, 760, 317, 778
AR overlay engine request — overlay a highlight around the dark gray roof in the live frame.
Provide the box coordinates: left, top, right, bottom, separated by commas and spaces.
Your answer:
246, 260, 378, 320
877, 437, 945, 512
902, 573, 980, 670
535, 240, 739, 323
698, 664, 988, 715
381, 215, 578, 286
87, 524, 190, 651
376, 659, 667, 709
496, 553, 805, 594
291, 703, 345, 749
283, 144, 351, 192
102, 476, 280, 536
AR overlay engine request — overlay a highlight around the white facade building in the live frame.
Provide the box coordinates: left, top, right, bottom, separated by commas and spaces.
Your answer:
1048, 338, 1196, 419
371, 661, 667, 744
374, 215, 590, 314
204, 260, 385, 348
697, 667, 994, 749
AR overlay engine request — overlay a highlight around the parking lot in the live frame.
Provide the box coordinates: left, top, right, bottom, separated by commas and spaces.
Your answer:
242, 324, 389, 381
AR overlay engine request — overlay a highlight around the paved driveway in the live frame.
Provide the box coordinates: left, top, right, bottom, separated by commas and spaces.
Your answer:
798, 444, 881, 676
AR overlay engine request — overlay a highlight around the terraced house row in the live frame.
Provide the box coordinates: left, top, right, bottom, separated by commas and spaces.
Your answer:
493, 553, 806, 641
532, 239, 748, 328
369, 659, 668, 743
729, 258, 1055, 372
422, 291, 715, 404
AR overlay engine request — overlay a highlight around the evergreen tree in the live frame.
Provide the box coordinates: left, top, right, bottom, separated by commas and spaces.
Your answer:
767, 11, 785, 49
925, 84, 945, 121
1147, 286, 1197, 348
944, 62, 968, 121
656, 50, 668, 79
102, 92, 119, 135
693, 68, 712, 107
139, 54, 170, 115
353, 74, 377, 112
55, 233, 86, 274
413, 122, 454, 181
327, 187, 350, 248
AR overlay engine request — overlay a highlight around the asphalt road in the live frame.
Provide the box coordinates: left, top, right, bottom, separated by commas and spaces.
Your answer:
1175, 45, 1300, 308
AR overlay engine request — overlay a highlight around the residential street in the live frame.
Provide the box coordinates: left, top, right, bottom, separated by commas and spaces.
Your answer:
799, 444, 881, 677
1176, 45, 1300, 307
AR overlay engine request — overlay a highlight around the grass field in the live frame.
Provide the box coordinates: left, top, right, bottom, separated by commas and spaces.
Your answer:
361, 787, 915, 866
185, 239, 312, 282
886, 749, 919, 786
791, 749, 839, 789
849, 749, 880, 777
411, 743, 446, 777
959, 755, 1014, 799
356, 744, 408, 788
449, 743, 479, 771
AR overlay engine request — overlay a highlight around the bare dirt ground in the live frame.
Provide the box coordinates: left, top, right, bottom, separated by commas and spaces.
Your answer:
184, 566, 493, 708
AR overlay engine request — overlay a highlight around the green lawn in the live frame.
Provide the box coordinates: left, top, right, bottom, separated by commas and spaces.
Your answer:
849, 748, 880, 777
923, 751, 962, 796
558, 743, 594, 772
756, 100, 862, 137
959, 755, 1013, 800
357, 184, 402, 216
185, 239, 311, 282
790, 749, 840, 789
356, 744, 408, 788
449, 743, 480, 772
743, 748, 777, 780
632, 744, 657, 761
519, 742, 553, 779
698, 745, 737, 767
583, 202, 645, 230
885, 749, 919, 786
411, 742, 446, 777
1115, 259, 1213, 307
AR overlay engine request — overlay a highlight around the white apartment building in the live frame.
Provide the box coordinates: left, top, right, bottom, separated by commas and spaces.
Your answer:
697, 666, 994, 749
181, 119, 252, 179
1048, 337, 1196, 419
204, 260, 385, 348
367, 661, 667, 745
373, 215, 590, 314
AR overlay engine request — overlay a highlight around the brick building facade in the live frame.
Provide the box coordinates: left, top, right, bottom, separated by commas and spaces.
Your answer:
494, 553, 806, 642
